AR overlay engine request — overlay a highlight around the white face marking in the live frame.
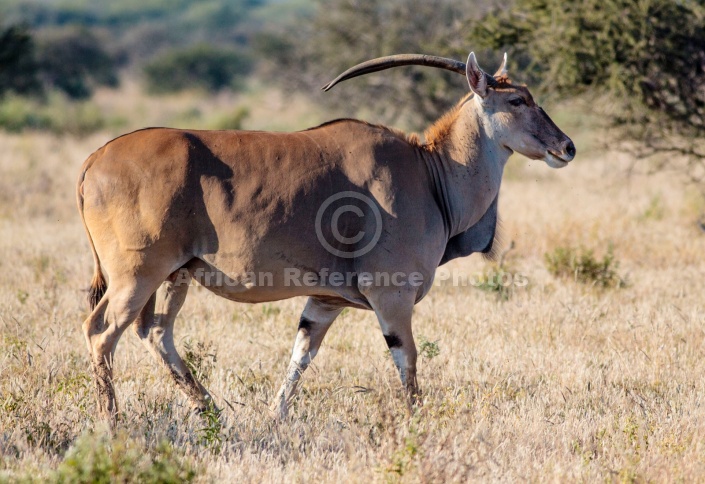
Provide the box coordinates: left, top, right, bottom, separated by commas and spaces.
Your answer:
472, 96, 515, 164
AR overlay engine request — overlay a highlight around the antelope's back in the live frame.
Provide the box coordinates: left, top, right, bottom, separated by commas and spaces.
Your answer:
80, 124, 415, 259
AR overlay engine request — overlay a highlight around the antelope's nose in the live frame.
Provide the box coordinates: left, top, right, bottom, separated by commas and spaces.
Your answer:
564, 140, 576, 160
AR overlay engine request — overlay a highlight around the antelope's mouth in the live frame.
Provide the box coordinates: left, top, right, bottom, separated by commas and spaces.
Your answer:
544, 151, 570, 168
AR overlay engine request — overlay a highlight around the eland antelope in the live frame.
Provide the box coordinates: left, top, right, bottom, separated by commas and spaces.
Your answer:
77, 52, 575, 425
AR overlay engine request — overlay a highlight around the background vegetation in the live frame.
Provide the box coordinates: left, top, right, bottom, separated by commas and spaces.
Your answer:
1, 0, 701, 188
471, 0, 705, 189
0, 0, 704, 482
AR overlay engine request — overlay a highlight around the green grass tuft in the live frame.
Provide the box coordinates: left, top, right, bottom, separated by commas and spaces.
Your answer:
50, 431, 196, 484
545, 245, 626, 289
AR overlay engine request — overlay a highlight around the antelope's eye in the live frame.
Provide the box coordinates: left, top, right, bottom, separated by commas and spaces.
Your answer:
508, 97, 525, 107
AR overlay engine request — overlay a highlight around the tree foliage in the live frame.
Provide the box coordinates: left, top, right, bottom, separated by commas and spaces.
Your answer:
257, 0, 490, 130
0, 22, 119, 100
3, 0, 269, 64
472, 0, 705, 185
143, 44, 252, 94
0, 22, 41, 97
35, 27, 119, 99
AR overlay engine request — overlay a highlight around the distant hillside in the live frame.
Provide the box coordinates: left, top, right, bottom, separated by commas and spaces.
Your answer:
0, 0, 313, 65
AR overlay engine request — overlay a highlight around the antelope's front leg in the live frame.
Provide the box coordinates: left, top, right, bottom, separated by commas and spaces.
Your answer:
270, 297, 343, 420
369, 288, 420, 409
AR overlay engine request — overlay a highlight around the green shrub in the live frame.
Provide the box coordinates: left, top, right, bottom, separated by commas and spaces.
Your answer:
197, 401, 223, 453
476, 270, 513, 300
35, 27, 119, 100
0, 23, 42, 97
209, 106, 249, 130
52, 431, 196, 484
545, 245, 626, 289
0, 93, 118, 136
144, 44, 252, 94
0, 24, 119, 102
418, 336, 440, 360
0, 95, 53, 132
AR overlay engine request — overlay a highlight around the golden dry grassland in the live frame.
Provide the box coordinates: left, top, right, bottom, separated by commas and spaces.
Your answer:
0, 87, 704, 482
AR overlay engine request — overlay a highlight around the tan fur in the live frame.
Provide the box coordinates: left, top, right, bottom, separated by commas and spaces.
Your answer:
306, 118, 414, 145
77, 58, 574, 425
423, 93, 475, 151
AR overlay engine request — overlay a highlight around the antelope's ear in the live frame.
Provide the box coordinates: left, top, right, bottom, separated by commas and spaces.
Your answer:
466, 52, 488, 98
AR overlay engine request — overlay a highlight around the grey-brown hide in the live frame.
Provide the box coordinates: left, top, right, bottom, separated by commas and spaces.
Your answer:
76, 52, 575, 424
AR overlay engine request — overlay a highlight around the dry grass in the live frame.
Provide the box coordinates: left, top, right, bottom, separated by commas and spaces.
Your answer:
1, 89, 705, 482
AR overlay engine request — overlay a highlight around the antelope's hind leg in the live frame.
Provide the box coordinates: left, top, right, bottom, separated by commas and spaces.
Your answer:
134, 267, 214, 413
83, 275, 162, 427
270, 297, 344, 420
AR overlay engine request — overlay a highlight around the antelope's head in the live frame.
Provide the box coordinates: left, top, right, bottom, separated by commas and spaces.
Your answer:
463, 53, 575, 168
322, 51, 575, 168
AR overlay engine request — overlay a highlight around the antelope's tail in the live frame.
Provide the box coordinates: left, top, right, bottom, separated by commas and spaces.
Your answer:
77, 157, 107, 311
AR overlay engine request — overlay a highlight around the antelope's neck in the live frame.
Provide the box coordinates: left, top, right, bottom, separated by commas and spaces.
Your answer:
424, 103, 510, 238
